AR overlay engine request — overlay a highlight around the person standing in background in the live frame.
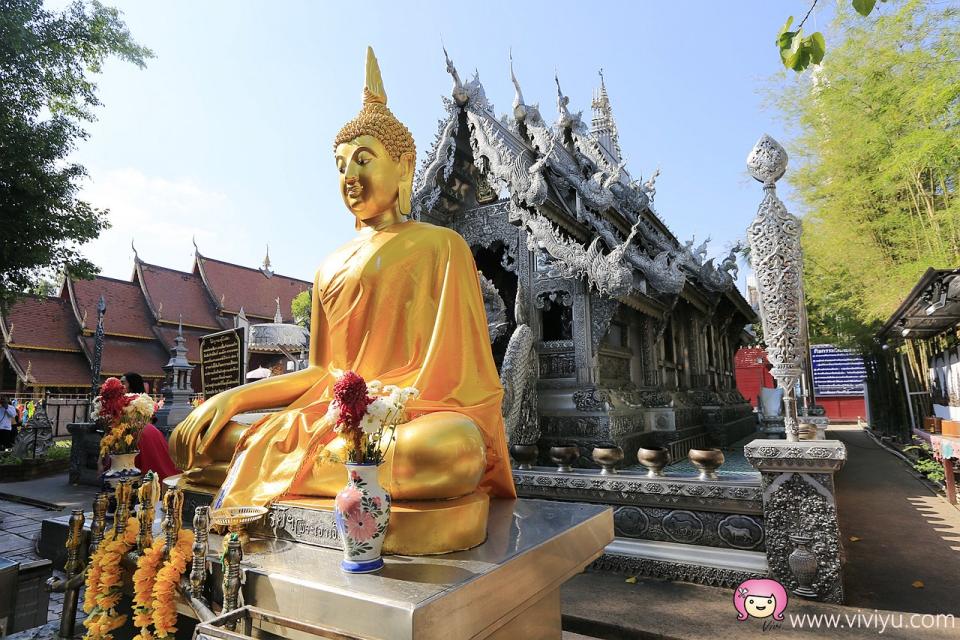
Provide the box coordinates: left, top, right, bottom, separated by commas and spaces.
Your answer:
121, 372, 180, 480
0, 396, 16, 449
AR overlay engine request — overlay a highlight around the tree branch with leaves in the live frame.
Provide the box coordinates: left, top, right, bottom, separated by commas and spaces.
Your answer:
778, 0, 887, 71
0, 0, 153, 309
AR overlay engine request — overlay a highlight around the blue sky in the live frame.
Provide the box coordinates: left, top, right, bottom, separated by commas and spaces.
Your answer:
65, 0, 832, 285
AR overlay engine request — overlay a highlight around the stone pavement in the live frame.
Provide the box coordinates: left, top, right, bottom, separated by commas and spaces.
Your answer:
0, 473, 98, 511
832, 426, 960, 615
0, 499, 51, 564
0, 475, 94, 627
561, 572, 958, 639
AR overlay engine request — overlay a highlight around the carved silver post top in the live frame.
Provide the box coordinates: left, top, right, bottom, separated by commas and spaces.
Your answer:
747, 134, 788, 185
744, 439, 847, 472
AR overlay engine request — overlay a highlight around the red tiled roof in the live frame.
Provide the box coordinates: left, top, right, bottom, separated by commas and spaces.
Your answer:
81, 336, 170, 379
196, 256, 310, 322
1, 296, 80, 351
6, 347, 91, 387
154, 326, 206, 364
137, 262, 222, 330
70, 276, 156, 338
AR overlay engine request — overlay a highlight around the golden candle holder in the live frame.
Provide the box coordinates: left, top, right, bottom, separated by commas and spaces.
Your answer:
210, 506, 268, 554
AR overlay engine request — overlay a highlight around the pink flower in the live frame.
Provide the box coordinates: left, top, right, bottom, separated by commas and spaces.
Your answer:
335, 487, 362, 517
345, 512, 377, 542
372, 496, 381, 509
350, 471, 360, 482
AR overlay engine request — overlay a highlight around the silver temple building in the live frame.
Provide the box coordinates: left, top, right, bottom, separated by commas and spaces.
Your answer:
413, 52, 757, 467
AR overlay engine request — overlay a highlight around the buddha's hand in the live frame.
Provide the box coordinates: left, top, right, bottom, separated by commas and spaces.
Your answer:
171, 390, 241, 468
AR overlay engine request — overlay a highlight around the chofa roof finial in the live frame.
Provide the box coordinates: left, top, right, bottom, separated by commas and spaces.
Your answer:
510, 48, 526, 122
443, 42, 469, 106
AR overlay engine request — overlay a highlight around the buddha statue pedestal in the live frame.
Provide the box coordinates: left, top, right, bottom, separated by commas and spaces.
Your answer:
172, 475, 491, 555
179, 498, 613, 640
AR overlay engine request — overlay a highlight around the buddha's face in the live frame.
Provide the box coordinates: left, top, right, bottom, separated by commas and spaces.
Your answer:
335, 135, 413, 222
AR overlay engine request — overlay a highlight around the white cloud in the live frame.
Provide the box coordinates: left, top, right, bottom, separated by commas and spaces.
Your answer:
79, 168, 231, 279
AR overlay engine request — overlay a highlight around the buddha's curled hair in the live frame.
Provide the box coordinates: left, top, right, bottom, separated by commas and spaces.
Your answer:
334, 48, 416, 162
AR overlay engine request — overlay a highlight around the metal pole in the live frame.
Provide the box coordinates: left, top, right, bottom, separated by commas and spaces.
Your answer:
900, 351, 917, 432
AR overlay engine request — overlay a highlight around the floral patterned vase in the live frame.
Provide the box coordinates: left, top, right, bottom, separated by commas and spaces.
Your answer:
101, 451, 140, 489
334, 463, 391, 573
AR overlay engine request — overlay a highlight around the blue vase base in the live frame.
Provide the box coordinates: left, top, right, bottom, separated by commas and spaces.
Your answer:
340, 557, 384, 574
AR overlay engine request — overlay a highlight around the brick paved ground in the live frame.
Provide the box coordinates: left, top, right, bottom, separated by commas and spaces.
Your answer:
0, 499, 80, 625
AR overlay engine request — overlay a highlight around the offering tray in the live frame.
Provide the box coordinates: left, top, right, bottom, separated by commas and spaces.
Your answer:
210, 506, 269, 554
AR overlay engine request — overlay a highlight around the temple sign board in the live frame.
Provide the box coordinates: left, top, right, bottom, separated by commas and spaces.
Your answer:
200, 327, 245, 397
810, 344, 866, 397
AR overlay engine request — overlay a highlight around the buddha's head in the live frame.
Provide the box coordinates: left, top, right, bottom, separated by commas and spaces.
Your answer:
334, 47, 416, 225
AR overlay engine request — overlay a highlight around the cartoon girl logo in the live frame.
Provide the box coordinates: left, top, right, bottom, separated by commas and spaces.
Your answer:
733, 578, 788, 621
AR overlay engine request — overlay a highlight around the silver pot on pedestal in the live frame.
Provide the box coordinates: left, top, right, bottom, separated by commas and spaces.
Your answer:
788, 534, 819, 598
637, 447, 671, 478
549, 445, 579, 473
688, 448, 724, 481
591, 445, 623, 475
510, 444, 538, 470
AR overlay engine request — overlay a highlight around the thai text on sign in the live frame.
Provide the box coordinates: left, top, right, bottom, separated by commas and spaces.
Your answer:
200, 328, 244, 397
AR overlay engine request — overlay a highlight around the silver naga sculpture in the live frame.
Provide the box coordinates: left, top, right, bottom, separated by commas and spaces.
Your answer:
745, 135, 806, 441
478, 272, 509, 342
500, 283, 539, 446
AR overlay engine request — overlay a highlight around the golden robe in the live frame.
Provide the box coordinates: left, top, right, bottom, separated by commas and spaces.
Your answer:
215, 221, 516, 508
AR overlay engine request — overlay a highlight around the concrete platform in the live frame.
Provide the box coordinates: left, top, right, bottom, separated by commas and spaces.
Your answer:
0, 473, 98, 510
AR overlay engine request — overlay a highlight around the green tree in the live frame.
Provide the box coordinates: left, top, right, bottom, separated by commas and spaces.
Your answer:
291, 289, 312, 328
772, 0, 960, 346
0, 0, 152, 309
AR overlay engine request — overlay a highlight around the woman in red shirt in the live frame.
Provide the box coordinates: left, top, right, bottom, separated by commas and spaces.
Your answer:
121, 373, 179, 481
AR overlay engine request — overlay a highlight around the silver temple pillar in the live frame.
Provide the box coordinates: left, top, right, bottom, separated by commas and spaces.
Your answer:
746, 135, 807, 442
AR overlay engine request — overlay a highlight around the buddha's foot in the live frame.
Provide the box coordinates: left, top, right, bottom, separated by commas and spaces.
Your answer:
182, 462, 230, 488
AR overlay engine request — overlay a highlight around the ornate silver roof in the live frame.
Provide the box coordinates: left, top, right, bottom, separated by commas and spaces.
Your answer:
412, 51, 740, 298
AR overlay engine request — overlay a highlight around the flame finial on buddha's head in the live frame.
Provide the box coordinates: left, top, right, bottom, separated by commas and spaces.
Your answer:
334, 47, 416, 163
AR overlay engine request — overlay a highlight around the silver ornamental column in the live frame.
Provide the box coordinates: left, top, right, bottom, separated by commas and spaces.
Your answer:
746, 135, 806, 442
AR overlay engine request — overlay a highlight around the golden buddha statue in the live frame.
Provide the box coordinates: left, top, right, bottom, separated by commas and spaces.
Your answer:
169, 48, 515, 552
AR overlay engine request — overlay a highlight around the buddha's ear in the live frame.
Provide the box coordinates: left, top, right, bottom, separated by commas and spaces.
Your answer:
399, 151, 415, 182
398, 152, 415, 216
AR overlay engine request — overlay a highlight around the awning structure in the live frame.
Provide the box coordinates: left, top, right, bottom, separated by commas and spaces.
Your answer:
878, 268, 960, 341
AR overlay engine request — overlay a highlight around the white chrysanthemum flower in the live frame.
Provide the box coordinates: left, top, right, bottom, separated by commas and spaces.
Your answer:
126, 393, 156, 420
360, 413, 380, 434
366, 380, 383, 394
367, 397, 392, 420
91, 399, 102, 420
399, 387, 420, 403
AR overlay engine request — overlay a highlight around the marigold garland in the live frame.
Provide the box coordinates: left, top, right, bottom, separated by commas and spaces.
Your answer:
131, 537, 166, 640
82, 517, 140, 640
132, 529, 195, 640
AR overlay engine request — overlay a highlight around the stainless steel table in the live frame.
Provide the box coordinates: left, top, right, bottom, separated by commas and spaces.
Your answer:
193, 498, 612, 640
